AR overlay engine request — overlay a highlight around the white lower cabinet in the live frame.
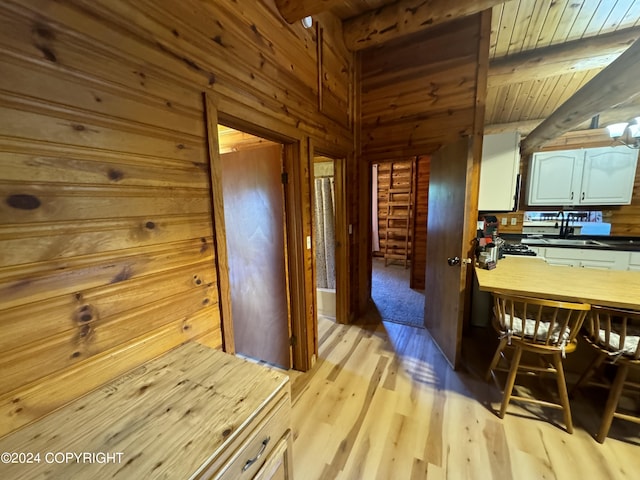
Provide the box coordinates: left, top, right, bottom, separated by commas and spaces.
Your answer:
629, 252, 640, 271
544, 247, 630, 270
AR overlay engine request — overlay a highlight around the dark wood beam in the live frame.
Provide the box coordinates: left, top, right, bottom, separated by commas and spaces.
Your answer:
274, 0, 343, 23
489, 27, 640, 88
343, 0, 507, 51
521, 38, 640, 155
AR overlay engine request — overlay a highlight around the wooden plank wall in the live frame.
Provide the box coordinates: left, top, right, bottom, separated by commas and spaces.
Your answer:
0, 0, 354, 437
481, 129, 640, 236
375, 160, 414, 258
360, 15, 484, 161
411, 156, 430, 289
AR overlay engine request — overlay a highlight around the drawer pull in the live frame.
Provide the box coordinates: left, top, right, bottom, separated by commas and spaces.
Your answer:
242, 436, 270, 472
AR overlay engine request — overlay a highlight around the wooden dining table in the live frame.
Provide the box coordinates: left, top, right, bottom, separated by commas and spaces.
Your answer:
475, 256, 640, 310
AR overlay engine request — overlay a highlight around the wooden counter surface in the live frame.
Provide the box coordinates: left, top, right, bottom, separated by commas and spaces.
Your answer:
0, 342, 289, 479
475, 256, 640, 310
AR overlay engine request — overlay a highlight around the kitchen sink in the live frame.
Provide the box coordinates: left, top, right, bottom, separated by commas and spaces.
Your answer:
522, 238, 610, 247
545, 238, 609, 246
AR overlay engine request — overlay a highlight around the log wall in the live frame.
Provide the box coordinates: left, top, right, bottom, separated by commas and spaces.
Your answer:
359, 15, 485, 161
0, 0, 354, 437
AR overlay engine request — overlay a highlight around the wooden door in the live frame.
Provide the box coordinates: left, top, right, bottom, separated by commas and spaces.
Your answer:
221, 144, 291, 368
424, 138, 475, 368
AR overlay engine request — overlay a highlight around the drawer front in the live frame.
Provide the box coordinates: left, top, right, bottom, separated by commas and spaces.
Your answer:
252, 430, 293, 480
207, 394, 291, 480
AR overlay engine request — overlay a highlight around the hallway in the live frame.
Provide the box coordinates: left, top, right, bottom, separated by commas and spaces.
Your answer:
371, 258, 425, 328
288, 315, 640, 479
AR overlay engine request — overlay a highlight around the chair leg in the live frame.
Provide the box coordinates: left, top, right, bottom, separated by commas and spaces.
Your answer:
569, 351, 607, 397
499, 345, 522, 419
486, 337, 508, 382
552, 352, 573, 434
596, 363, 629, 444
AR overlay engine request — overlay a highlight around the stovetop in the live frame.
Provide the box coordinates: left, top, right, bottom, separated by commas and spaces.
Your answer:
501, 244, 537, 256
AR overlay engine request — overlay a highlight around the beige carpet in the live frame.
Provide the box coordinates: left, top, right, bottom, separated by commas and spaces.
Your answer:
371, 258, 425, 328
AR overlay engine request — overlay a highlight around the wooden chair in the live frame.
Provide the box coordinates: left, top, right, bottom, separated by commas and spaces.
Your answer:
485, 293, 590, 433
571, 306, 640, 443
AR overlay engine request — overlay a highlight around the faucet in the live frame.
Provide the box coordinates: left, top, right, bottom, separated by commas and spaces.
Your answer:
556, 211, 565, 237
558, 212, 575, 239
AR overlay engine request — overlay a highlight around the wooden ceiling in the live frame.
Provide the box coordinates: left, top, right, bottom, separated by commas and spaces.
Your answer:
278, 0, 640, 140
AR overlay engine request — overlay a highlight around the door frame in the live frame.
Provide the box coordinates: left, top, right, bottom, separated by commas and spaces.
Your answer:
204, 93, 314, 371
310, 145, 350, 327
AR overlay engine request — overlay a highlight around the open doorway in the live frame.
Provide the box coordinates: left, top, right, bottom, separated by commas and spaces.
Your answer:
313, 156, 337, 321
216, 125, 292, 369
370, 156, 430, 328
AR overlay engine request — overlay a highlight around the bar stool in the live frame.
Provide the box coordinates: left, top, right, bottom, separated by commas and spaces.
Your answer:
570, 306, 640, 443
485, 292, 590, 433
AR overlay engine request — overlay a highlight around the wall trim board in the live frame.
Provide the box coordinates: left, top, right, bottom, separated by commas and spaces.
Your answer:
204, 94, 235, 356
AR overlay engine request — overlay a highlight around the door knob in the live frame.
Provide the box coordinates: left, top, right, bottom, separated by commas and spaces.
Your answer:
447, 256, 460, 266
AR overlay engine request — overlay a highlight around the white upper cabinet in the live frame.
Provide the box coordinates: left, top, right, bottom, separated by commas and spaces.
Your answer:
478, 132, 520, 211
527, 150, 583, 205
580, 147, 638, 205
528, 146, 638, 206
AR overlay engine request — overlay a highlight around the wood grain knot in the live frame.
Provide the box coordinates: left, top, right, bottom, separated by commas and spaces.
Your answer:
108, 168, 124, 181
111, 266, 133, 283
75, 304, 96, 324
37, 45, 57, 62
222, 427, 233, 438
72, 124, 86, 131
6, 194, 41, 210
145, 221, 156, 229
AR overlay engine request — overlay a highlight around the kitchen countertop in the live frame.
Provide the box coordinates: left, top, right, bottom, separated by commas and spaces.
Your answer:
475, 256, 640, 310
500, 234, 640, 252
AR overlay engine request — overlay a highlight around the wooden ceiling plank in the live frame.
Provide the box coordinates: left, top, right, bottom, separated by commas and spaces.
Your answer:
488, 2, 505, 60
492, 0, 520, 58
603, 0, 637, 33
342, 0, 506, 51
621, 1, 640, 27
521, 37, 640, 154
274, 0, 344, 23
534, 0, 566, 49
487, 26, 640, 87
506, 0, 536, 57
521, 0, 554, 52
549, 0, 583, 45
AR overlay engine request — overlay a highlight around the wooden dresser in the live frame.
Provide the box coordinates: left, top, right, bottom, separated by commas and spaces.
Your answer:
0, 342, 292, 479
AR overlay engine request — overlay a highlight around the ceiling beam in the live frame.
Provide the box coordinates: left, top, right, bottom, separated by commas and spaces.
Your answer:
343, 0, 507, 51
488, 27, 640, 88
274, 0, 344, 23
484, 119, 543, 136
520, 38, 640, 155
485, 104, 640, 137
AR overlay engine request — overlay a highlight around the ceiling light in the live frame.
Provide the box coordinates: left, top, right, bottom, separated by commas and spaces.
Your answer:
606, 119, 640, 149
301, 16, 313, 29
606, 122, 628, 139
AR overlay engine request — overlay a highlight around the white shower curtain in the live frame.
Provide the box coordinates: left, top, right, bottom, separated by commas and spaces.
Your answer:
315, 177, 335, 289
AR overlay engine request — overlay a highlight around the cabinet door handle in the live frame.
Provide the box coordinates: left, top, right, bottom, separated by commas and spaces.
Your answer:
242, 436, 270, 472
582, 192, 585, 201
570, 192, 574, 200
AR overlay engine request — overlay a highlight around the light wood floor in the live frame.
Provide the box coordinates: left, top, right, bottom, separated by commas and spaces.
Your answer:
288, 314, 640, 480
